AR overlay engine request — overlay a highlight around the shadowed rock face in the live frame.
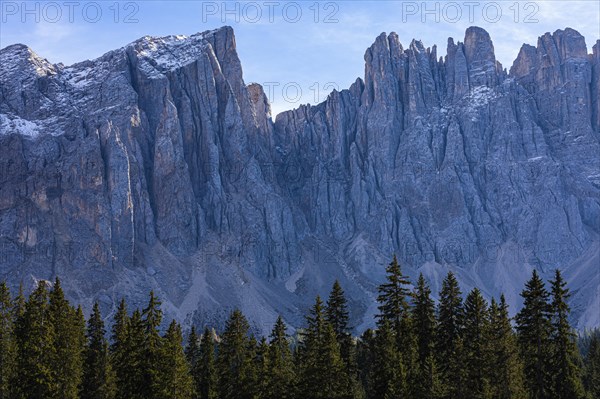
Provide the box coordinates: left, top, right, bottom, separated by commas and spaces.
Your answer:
0, 26, 598, 333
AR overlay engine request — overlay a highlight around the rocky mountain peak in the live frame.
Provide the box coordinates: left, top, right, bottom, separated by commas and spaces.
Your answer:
512, 28, 589, 79
126, 26, 237, 74
0, 26, 598, 333
547, 27, 588, 59
509, 44, 537, 78
0, 43, 56, 81
510, 27, 597, 140
463, 26, 494, 55
409, 38, 427, 53
463, 26, 499, 87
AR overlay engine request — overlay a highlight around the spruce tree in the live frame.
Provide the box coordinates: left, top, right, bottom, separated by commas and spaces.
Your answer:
255, 337, 269, 398
297, 296, 350, 399
462, 288, 490, 399
376, 255, 416, 393
326, 280, 352, 364
515, 269, 552, 399
158, 320, 194, 399
320, 321, 355, 399
75, 305, 87, 349
0, 282, 16, 399
196, 328, 217, 399
82, 302, 116, 399
15, 280, 55, 398
12, 283, 25, 318
548, 269, 585, 398
356, 329, 375, 398
326, 281, 363, 397
583, 331, 600, 398
9, 283, 25, 398
368, 320, 405, 399
131, 309, 148, 399
186, 326, 200, 369
142, 291, 164, 399
75, 305, 88, 394
110, 299, 131, 399
116, 309, 146, 399
264, 316, 295, 399
376, 255, 411, 331
217, 309, 256, 399
48, 278, 85, 399
245, 335, 260, 399
487, 295, 526, 399
411, 274, 441, 399
185, 326, 201, 398
436, 271, 465, 399
326, 281, 350, 336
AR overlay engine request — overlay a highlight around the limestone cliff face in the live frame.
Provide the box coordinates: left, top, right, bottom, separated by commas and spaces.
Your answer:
0, 26, 598, 332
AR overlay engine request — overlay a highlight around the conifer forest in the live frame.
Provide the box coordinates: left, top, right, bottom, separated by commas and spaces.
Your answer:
0, 256, 599, 399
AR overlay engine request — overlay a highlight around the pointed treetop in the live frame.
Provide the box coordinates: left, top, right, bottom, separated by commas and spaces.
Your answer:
271, 315, 288, 342
376, 255, 412, 328
326, 280, 350, 338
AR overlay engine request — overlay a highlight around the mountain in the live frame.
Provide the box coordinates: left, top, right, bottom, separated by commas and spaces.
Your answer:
0, 26, 598, 333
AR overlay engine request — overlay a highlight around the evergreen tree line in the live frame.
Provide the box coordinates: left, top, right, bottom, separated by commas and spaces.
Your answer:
0, 256, 599, 399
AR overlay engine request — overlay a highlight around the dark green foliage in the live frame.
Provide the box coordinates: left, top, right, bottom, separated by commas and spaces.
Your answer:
245, 336, 260, 399
120, 309, 146, 399
462, 288, 490, 399
9, 284, 25, 398
376, 255, 416, 397
264, 316, 295, 399
487, 296, 526, 399
583, 331, 600, 398
196, 328, 218, 399
367, 320, 405, 399
436, 271, 464, 399
255, 337, 269, 398
412, 274, 436, 365
217, 309, 257, 399
185, 326, 200, 369
82, 303, 116, 399
15, 281, 55, 398
185, 326, 201, 398
578, 328, 600, 359
356, 329, 375, 398
516, 270, 552, 399
326, 281, 350, 336
0, 260, 592, 399
142, 291, 164, 398
48, 278, 86, 399
159, 320, 194, 399
411, 274, 441, 399
297, 296, 352, 399
0, 282, 16, 399
326, 281, 352, 363
110, 299, 132, 399
549, 270, 585, 399
416, 353, 442, 399
326, 281, 363, 397
376, 255, 411, 331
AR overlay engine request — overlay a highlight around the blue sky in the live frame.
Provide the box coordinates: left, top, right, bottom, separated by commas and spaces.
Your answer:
1, 0, 599, 116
